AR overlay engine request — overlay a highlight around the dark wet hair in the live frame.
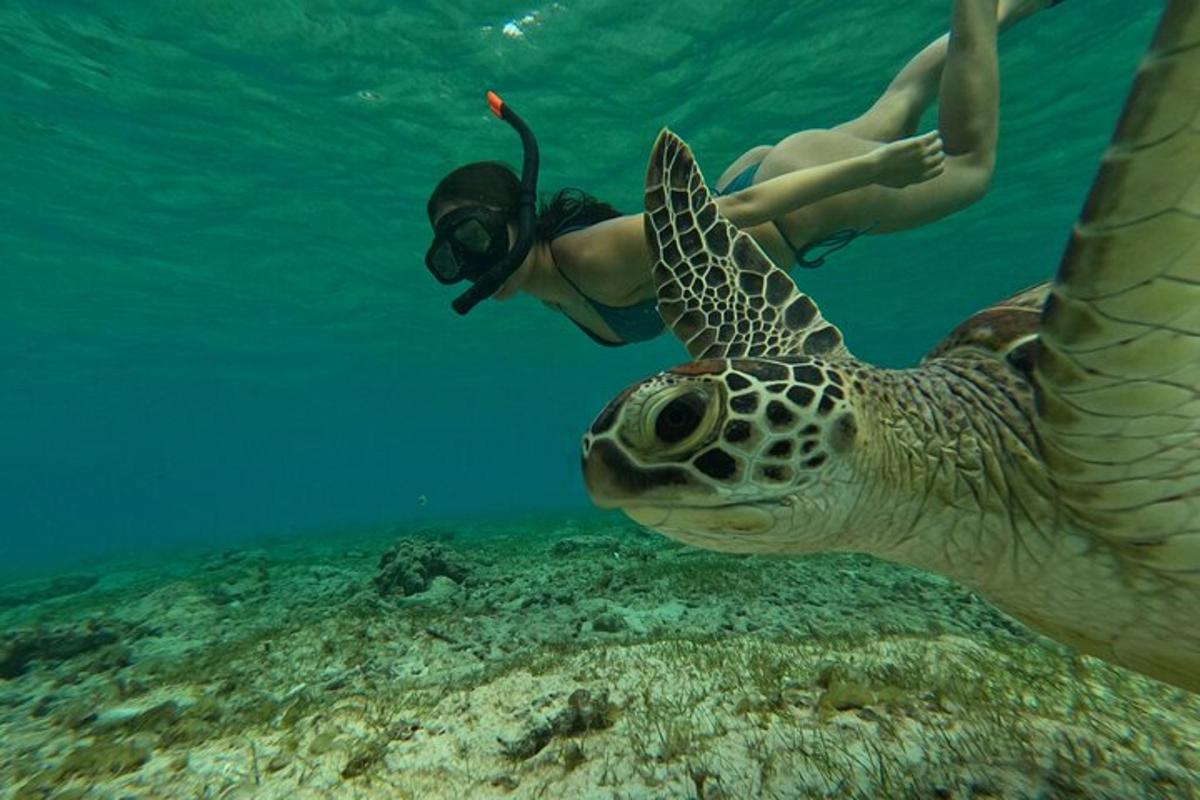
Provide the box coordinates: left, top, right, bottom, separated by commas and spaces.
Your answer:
427, 161, 623, 241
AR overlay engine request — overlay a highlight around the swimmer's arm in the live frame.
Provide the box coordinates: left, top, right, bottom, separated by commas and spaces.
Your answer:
716, 131, 945, 228
561, 133, 944, 294
714, 158, 878, 228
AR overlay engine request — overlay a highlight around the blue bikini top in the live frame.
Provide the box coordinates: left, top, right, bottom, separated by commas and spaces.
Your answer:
551, 222, 665, 347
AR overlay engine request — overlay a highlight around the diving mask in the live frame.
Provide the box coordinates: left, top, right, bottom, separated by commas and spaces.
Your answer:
424, 206, 511, 285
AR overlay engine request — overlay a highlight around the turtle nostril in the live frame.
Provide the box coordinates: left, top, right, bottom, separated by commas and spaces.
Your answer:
655, 391, 707, 445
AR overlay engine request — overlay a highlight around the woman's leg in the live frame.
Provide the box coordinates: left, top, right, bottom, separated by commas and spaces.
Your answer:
720, 0, 1055, 183
724, 0, 1058, 255
869, 0, 1002, 230
836, 0, 1055, 144
749, 0, 1009, 247
833, 35, 949, 143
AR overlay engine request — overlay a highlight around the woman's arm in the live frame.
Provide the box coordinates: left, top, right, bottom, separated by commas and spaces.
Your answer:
716, 131, 944, 229
555, 132, 943, 302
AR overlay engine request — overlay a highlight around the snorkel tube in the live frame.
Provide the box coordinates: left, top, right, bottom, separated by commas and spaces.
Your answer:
451, 91, 540, 315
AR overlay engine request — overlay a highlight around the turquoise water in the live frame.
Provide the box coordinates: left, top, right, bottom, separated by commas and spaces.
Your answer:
1, 1, 1158, 572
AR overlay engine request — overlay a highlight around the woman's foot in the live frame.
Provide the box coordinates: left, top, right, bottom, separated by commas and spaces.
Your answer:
998, 0, 1064, 33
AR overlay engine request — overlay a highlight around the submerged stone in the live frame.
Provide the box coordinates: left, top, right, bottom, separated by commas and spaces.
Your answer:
373, 537, 471, 598
54, 738, 152, 780
0, 574, 99, 609
0, 621, 122, 679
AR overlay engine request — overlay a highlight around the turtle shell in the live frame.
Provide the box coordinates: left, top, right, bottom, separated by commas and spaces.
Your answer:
922, 282, 1050, 379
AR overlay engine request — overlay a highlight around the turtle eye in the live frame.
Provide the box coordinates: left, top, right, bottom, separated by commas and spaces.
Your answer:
654, 391, 707, 445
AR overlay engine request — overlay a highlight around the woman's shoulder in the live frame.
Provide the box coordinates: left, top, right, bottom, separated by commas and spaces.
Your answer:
551, 214, 649, 304
552, 211, 636, 238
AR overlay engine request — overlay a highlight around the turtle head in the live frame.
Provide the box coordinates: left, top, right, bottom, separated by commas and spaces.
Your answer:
581, 356, 860, 551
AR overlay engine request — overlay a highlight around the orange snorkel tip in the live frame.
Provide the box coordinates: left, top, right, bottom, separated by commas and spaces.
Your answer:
486, 90, 504, 119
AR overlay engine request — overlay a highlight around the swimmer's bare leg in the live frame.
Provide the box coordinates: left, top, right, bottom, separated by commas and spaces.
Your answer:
869, 0, 1004, 231
836, 0, 1060, 143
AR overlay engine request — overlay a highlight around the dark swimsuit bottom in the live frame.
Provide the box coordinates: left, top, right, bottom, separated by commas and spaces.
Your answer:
557, 164, 873, 346
718, 162, 878, 269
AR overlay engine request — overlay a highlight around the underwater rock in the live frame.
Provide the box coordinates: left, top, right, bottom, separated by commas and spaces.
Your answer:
488, 774, 520, 791
693, 772, 729, 800
549, 535, 624, 557
266, 747, 294, 773
498, 688, 616, 760
498, 719, 553, 761
340, 738, 386, 779
53, 736, 153, 780
415, 575, 462, 605
201, 548, 268, 572
0, 620, 123, 679
557, 688, 615, 734
0, 574, 99, 609
115, 581, 216, 637
373, 537, 471, 598
591, 612, 627, 634
388, 523, 457, 541
187, 549, 272, 608
308, 729, 340, 756
814, 663, 912, 719
561, 740, 586, 771
548, 534, 660, 562
209, 563, 270, 606
92, 700, 183, 736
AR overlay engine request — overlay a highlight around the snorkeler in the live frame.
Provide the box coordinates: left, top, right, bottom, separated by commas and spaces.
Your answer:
426, 0, 1062, 346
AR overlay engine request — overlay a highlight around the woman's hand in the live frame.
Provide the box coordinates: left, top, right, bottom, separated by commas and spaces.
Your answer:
870, 131, 945, 188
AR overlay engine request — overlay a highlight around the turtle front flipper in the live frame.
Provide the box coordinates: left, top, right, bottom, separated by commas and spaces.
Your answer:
643, 129, 849, 360
1034, 0, 1200, 574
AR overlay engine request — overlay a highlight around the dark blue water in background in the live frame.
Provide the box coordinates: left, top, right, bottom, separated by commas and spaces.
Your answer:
1, 1, 1158, 572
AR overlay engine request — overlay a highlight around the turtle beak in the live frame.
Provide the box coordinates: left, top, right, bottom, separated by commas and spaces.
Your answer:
581, 438, 714, 509
581, 440, 627, 509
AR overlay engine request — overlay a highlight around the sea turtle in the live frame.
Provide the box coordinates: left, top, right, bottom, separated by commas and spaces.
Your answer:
581, 0, 1200, 693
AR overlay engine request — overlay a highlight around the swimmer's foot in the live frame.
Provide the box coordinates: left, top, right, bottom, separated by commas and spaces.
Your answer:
998, 0, 1065, 33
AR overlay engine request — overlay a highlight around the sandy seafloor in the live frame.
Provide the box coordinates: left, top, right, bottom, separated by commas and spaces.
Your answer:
2, 515, 1198, 800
